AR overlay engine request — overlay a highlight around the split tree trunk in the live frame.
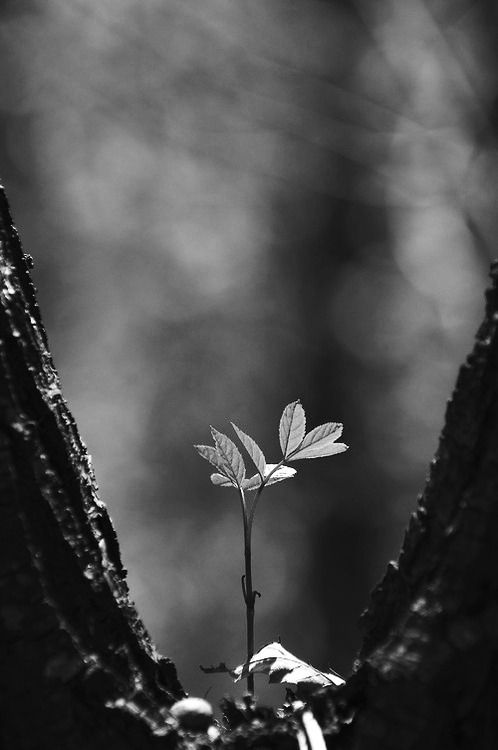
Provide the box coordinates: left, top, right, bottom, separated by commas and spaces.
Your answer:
1, 181, 498, 749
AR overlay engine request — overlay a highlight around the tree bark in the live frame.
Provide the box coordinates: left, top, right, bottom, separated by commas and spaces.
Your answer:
0, 185, 184, 749
1, 179, 498, 749
343, 261, 498, 749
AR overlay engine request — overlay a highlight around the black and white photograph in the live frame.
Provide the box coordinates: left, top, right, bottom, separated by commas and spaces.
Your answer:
0, 2, 497, 748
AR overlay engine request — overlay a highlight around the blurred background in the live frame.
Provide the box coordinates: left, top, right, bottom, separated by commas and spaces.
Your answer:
1, 0, 497, 706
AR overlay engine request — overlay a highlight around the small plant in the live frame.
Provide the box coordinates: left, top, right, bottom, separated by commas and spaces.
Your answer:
195, 400, 348, 695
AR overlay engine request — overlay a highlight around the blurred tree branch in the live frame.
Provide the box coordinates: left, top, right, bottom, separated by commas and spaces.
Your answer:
1, 179, 498, 748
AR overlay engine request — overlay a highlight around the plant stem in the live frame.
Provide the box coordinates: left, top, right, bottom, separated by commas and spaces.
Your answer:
238, 462, 289, 695
238, 466, 287, 695
244, 523, 255, 694
238, 486, 262, 695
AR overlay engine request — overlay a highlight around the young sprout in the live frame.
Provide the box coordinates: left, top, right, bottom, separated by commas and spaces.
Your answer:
194, 400, 348, 695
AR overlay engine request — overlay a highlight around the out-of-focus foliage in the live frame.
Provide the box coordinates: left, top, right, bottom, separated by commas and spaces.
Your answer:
1, 0, 497, 706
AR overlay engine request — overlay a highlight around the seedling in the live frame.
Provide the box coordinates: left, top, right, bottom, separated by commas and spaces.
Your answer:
195, 400, 348, 695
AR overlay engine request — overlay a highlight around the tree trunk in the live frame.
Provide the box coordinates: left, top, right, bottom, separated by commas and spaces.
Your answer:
0, 185, 184, 748
1, 180, 498, 749
342, 260, 498, 749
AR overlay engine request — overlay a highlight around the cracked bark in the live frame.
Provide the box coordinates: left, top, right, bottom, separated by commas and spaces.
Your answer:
343, 262, 498, 749
1, 178, 498, 749
0, 186, 184, 749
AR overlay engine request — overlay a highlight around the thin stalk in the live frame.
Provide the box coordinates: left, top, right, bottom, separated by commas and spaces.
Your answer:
238, 487, 255, 694
247, 460, 285, 531
238, 459, 288, 695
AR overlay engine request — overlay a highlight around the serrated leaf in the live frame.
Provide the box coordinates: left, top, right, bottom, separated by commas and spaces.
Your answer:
289, 440, 348, 461
243, 464, 297, 491
301, 422, 343, 450
210, 473, 237, 488
233, 642, 344, 688
279, 400, 306, 458
264, 464, 297, 485
210, 427, 246, 485
231, 422, 266, 477
194, 444, 231, 475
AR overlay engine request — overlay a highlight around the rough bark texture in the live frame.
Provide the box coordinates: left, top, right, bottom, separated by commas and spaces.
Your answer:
1, 178, 498, 750
0, 185, 184, 749
343, 261, 498, 749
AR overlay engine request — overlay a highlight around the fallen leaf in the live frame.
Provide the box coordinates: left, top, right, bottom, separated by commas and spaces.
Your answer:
233, 642, 344, 688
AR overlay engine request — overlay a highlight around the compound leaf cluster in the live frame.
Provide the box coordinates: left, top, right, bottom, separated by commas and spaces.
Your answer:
195, 400, 348, 492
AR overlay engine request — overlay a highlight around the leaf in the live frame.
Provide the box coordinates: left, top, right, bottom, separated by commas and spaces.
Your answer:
279, 400, 306, 458
241, 474, 262, 491
210, 427, 246, 486
231, 422, 266, 477
243, 464, 297, 491
300, 422, 343, 450
194, 444, 231, 476
288, 421, 348, 461
289, 440, 348, 461
210, 473, 236, 488
233, 642, 345, 688
264, 464, 297, 486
